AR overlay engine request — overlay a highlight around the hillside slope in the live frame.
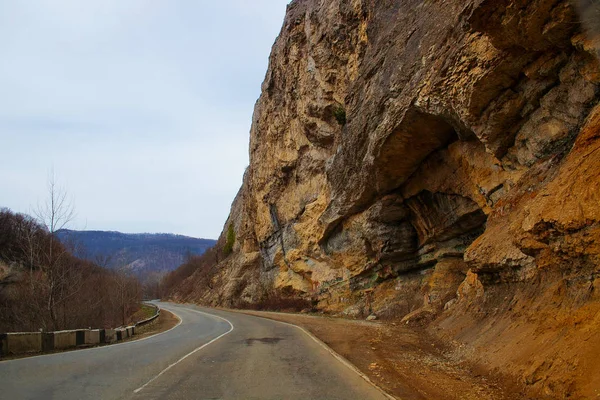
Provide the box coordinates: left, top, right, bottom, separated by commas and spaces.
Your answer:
0, 209, 142, 332
167, 0, 600, 397
57, 230, 215, 276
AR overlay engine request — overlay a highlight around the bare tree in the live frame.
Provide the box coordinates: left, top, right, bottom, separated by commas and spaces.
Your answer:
112, 268, 141, 326
94, 253, 113, 269
32, 171, 79, 330
0, 206, 143, 332
35, 170, 75, 246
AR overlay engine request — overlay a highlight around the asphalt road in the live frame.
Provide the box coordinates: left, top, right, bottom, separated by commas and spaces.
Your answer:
0, 302, 390, 400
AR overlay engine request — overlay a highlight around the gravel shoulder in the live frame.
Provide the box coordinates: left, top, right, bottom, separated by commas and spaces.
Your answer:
235, 310, 520, 400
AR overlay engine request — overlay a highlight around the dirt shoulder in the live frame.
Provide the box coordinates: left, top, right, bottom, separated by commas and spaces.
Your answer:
235, 310, 519, 400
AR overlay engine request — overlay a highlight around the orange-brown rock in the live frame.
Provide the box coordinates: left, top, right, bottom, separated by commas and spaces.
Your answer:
169, 0, 600, 397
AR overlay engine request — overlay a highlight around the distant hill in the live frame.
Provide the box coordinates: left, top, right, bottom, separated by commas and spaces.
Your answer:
56, 230, 216, 278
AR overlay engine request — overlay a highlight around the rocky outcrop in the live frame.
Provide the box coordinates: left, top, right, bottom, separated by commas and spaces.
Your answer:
171, 0, 600, 397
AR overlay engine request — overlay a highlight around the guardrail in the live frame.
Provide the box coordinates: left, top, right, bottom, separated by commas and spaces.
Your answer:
0, 303, 160, 358
135, 302, 160, 327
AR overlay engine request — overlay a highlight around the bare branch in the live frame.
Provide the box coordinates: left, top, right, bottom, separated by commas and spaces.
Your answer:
34, 169, 75, 234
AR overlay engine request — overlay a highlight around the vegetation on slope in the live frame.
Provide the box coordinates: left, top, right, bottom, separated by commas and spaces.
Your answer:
222, 224, 235, 256
56, 229, 215, 275
0, 208, 142, 332
161, 246, 220, 300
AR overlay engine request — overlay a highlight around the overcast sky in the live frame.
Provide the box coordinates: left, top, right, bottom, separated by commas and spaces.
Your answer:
0, 1, 290, 239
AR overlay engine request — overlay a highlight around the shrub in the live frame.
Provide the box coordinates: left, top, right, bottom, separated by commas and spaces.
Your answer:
333, 105, 347, 126
223, 223, 236, 256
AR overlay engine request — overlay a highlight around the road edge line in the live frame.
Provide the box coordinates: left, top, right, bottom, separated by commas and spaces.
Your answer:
132, 307, 234, 394
228, 310, 398, 400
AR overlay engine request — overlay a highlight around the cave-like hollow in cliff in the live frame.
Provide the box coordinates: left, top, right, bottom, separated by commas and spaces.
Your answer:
320, 108, 490, 307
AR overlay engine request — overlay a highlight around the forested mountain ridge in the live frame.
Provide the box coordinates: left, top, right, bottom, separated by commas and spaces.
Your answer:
56, 230, 216, 276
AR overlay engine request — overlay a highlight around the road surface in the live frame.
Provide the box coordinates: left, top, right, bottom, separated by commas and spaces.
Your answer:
0, 302, 390, 399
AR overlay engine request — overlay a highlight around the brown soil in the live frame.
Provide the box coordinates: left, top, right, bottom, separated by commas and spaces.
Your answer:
237, 310, 523, 400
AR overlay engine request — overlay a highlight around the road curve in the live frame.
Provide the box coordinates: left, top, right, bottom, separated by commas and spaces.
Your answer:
0, 302, 390, 400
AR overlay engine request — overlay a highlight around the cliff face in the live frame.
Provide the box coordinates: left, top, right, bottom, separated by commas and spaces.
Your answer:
175, 0, 600, 396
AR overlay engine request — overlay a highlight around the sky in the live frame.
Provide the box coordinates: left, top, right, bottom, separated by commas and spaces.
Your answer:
0, 0, 290, 239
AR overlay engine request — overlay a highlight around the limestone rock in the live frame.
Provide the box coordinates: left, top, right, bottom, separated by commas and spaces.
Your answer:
169, 1, 600, 397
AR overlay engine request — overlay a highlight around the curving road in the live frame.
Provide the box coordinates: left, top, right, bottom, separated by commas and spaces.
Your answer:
0, 302, 390, 400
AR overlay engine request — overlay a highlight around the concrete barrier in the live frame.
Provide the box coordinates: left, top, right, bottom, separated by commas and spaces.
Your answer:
0, 333, 7, 356
84, 329, 100, 345
104, 329, 116, 343
75, 330, 86, 346
1, 304, 160, 357
6, 332, 42, 354
53, 330, 77, 350
42, 332, 54, 352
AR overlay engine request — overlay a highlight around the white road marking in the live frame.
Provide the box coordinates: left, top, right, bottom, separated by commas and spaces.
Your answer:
290, 323, 397, 400
233, 311, 397, 400
133, 307, 235, 394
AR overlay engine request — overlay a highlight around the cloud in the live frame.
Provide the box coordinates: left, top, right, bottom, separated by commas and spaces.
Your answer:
0, 0, 289, 238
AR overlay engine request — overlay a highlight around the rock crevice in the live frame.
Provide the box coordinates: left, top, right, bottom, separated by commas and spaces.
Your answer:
170, 1, 600, 397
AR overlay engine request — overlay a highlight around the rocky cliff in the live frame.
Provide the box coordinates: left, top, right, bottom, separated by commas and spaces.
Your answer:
172, 0, 600, 397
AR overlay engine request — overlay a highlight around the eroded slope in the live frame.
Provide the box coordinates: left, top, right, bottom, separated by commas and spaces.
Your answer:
170, 0, 600, 397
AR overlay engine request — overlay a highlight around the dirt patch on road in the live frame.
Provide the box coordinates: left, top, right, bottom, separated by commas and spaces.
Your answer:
237, 310, 523, 400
